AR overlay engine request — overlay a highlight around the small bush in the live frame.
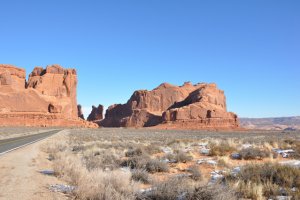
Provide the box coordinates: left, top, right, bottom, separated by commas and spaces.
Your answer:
75, 169, 136, 200
175, 151, 193, 163
83, 149, 122, 170
145, 159, 169, 173
125, 147, 144, 157
163, 151, 193, 163
137, 177, 194, 200
121, 156, 168, 173
185, 185, 238, 200
121, 155, 150, 169
188, 165, 202, 181
131, 170, 150, 184
137, 177, 237, 200
208, 142, 236, 156
238, 148, 270, 160
225, 163, 300, 199
143, 144, 162, 155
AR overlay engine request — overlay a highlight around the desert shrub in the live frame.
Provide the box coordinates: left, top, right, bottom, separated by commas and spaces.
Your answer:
71, 144, 84, 152
185, 185, 238, 200
53, 151, 136, 200
163, 151, 193, 163
143, 144, 162, 155
145, 159, 169, 173
208, 142, 236, 156
175, 151, 193, 163
137, 177, 236, 200
188, 165, 202, 181
163, 153, 176, 161
43, 138, 68, 160
225, 163, 300, 199
137, 177, 195, 200
290, 141, 300, 159
53, 152, 84, 185
75, 169, 136, 200
238, 148, 270, 160
125, 147, 144, 157
217, 157, 231, 168
121, 155, 168, 173
83, 149, 122, 171
131, 170, 150, 184
121, 155, 150, 169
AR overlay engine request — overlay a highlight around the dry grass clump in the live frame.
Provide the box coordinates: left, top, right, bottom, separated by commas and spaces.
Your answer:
137, 176, 236, 200
188, 165, 202, 181
50, 148, 137, 200
145, 159, 169, 173
131, 169, 150, 184
225, 163, 300, 199
83, 148, 122, 171
163, 151, 193, 163
125, 144, 162, 158
175, 150, 193, 163
143, 144, 162, 155
125, 147, 144, 157
282, 140, 300, 159
184, 185, 238, 200
238, 147, 270, 160
137, 177, 195, 200
208, 141, 237, 156
121, 155, 169, 173
217, 157, 231, 168
75, 169, 136, 200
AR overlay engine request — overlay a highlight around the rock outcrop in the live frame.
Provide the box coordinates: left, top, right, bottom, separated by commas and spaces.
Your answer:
87, 104, 104, 122
77, 104, 85, 120
0, 64, 97, 128
101, 82, 239, 129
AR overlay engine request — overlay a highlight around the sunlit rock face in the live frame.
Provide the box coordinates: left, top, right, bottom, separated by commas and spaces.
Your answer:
0, 64, 97, 128
101, 82, 239, 130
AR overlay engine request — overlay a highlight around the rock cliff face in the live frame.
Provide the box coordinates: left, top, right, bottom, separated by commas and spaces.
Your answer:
101, 82, 239, 129
77, 104, 85, 120
0, 64, 96, 128
87, 104, 104, 122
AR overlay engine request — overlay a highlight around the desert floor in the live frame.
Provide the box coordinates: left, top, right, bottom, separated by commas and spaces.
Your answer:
0, 128, 299, 200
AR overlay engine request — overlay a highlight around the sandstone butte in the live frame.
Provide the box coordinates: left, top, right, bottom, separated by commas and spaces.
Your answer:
99, 82, 239, 130
87, 104, 104, 122
0, 64, 97, 128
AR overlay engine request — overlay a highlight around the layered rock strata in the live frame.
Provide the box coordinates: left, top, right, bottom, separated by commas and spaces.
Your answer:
100, 82, 239, 129
0, 64, 96, 128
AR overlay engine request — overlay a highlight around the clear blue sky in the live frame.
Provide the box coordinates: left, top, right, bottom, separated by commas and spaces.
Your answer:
1, 0, 299, 118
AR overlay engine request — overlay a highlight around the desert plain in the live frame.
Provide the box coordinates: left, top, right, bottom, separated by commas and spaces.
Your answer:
1, 127, 300, 200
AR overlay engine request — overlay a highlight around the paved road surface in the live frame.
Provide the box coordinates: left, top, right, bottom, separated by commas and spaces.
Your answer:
0, 130, 60, 155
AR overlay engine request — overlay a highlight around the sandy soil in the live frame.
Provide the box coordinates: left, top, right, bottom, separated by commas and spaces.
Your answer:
0, 136, 68, 200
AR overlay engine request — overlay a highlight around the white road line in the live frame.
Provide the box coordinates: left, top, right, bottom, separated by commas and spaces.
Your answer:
0, 135, 52, 156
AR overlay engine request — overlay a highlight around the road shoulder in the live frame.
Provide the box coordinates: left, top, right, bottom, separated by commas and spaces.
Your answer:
0, 134, 68, 200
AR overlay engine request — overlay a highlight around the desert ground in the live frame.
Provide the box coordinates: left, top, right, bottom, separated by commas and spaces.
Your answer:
1, 128, 300, 200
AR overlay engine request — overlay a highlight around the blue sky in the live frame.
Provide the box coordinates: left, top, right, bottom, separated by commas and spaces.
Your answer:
1, 0, 299, 118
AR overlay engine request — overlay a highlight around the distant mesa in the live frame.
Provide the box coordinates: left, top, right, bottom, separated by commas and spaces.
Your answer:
240, 116, 300, 130
0, 64, 97, 128
87, 104, 104, 122
99, 82, 239, 130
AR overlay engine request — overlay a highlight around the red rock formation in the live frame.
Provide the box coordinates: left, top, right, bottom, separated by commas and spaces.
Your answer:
101, 82, 239, 129
77, 104, 85, 120
0, 64, 97, 128
87, 104, 104, 121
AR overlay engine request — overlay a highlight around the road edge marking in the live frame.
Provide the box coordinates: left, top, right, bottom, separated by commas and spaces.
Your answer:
0, 132, 58, 156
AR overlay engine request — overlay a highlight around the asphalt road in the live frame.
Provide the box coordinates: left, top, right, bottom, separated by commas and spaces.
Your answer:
0, 130, 60, 155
